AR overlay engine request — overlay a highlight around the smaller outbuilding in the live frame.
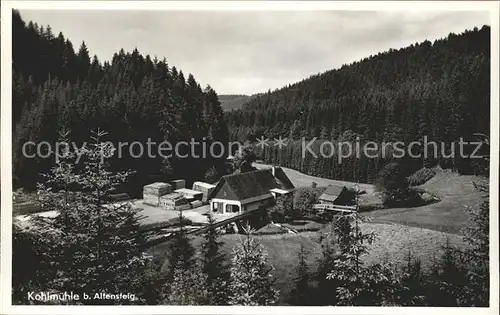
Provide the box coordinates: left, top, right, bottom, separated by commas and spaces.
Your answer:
318, 185, 356, 206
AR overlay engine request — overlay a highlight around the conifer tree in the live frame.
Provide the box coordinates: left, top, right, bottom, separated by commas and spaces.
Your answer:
164, 211, 196, 281
160, 211, 207, 304
397, 250, 427, 306
315, 228, 340, 305
287, 244, 311, 305
201, 214, 230, 305
326, 213, 400, 305
164, 260, 208, 305
27, 129, 152, 304
228, 226, 279, 305
462, 191, 489, 306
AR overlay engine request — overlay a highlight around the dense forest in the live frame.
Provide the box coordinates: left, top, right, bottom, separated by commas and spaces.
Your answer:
226, 26, 491, 183
12, 8, 491, 191
11, 10, 491, 307
218, 94, 254, 111
12, 10, 229, 194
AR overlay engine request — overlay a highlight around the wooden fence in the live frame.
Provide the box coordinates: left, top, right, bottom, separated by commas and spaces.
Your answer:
312, 203, 357, 213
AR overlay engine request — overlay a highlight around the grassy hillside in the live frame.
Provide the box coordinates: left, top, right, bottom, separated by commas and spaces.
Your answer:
256, 162, 487, 234
147, 165, 484, 304
149, 222, 466, 305
366, 168, 487, 234
254, 163, 375, 193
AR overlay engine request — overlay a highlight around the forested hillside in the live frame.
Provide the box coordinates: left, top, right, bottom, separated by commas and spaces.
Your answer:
226, 26, 490, 182
12, 10, 229, 194
219, 94, 254, 111
12, 7, 491, 190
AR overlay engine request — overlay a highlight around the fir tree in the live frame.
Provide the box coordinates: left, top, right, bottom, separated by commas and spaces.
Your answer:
228, 226, 279, 305
201, 214, 230, 305
26, 129, 152, 304
164, 260, 208, 305
287, 244, 311, 305
397, 250, 427, 306
164, 211, 196, 282
326, 213, 401, 305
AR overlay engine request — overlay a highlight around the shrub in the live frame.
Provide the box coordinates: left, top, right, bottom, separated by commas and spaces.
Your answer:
269, 194, 295, 223
204, 166, 220, 184
294, 188, 318, 217
381, 188, 425, 208
376, 162, 411, 205
407, 168, 436, 186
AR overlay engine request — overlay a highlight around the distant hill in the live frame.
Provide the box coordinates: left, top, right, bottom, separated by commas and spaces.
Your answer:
225, 25, 490, 183
226, 25, 490, 142
218, 94, 253, 111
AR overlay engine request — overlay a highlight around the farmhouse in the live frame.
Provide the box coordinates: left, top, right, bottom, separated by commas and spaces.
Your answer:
319, 185, 356, 206
209, 167, 295, 215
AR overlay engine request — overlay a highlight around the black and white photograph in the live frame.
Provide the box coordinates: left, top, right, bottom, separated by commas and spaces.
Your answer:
1, 1, 498, 313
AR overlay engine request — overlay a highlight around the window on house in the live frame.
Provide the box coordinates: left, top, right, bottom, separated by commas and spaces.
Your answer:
225, 204, 240, 213
213, 202, 220, 212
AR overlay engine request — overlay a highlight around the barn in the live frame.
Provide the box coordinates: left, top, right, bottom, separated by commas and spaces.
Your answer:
319, 185, 356, 206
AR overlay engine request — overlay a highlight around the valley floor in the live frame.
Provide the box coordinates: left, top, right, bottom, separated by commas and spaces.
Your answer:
366, 168, 487, 234
255, 163, 487, 234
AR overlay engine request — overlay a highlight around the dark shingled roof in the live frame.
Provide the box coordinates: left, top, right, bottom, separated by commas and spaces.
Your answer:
210, 168, 295, 201
273, 167, 295, 190
223, 169, 278, 200
319, 185, 356, 205
321, 185, 345, 197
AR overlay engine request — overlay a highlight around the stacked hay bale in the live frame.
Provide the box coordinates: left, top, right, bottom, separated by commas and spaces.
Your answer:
192, 181, 216, 203
143, 182, 172, 206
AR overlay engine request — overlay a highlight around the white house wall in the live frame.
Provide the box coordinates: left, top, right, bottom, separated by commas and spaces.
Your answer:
210, 198, 242, 214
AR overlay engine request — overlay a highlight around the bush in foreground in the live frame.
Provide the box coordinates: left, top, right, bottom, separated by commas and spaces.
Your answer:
407, 168, 436, 186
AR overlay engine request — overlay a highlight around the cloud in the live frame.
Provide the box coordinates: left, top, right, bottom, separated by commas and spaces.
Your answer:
18, 10, 490, 94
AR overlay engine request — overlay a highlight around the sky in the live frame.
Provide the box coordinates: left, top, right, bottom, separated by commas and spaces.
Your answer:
18, 9, 490, 95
